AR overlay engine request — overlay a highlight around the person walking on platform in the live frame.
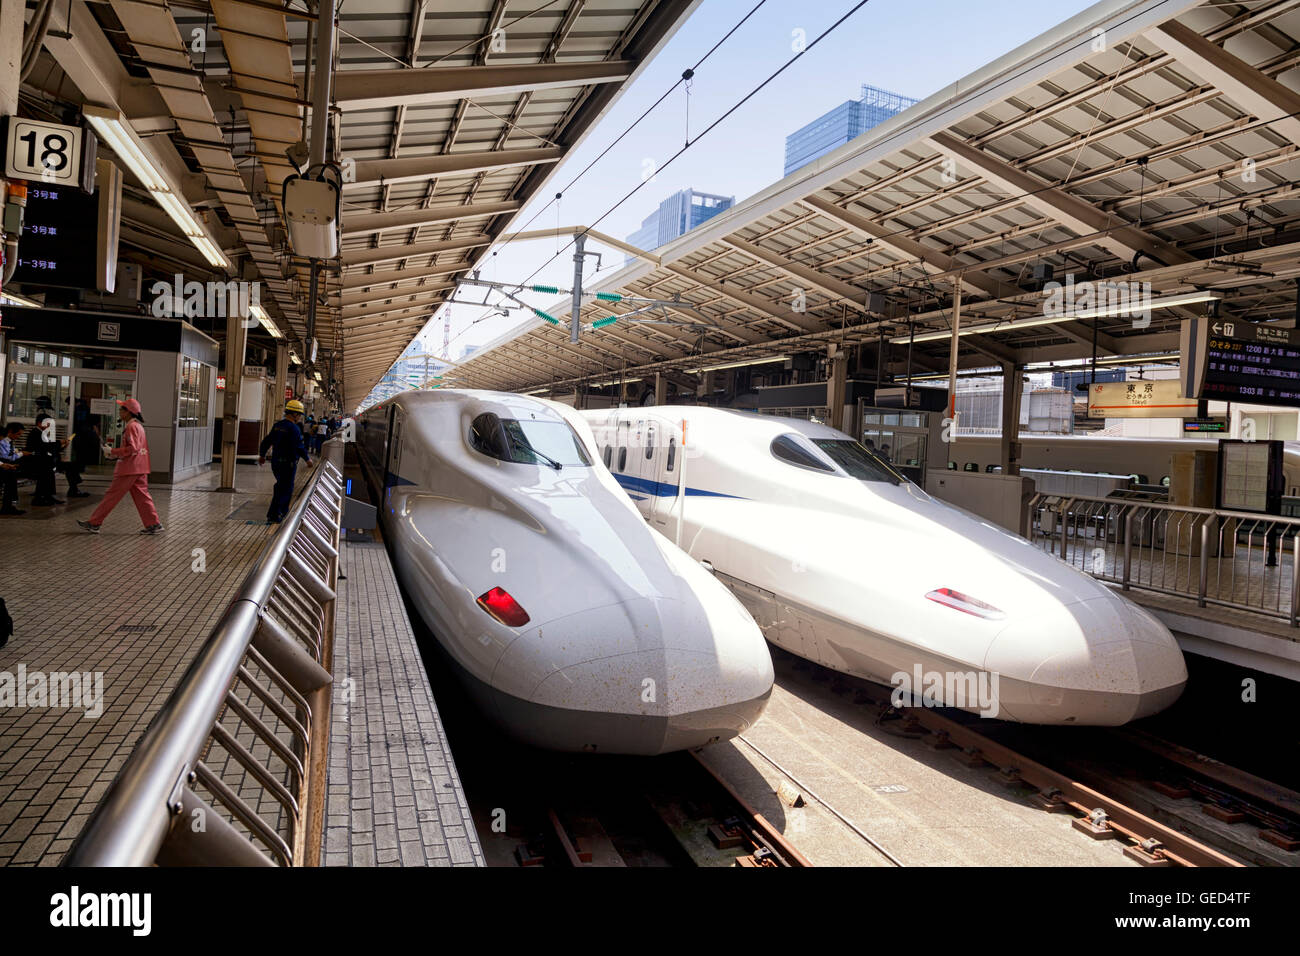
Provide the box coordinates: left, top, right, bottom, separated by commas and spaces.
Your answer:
259, 398, 312, 524
77, 399, 163, 534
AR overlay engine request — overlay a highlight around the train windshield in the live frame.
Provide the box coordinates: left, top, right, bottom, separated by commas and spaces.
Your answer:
470, 413, 592, 468
811, 439, 904, 484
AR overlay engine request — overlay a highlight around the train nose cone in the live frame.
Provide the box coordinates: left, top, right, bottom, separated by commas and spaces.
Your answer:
490, 595, 772, 754
984, 594, 1186, 725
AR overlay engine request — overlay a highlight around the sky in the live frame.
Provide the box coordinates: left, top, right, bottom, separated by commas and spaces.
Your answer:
384, 0, 1101, 393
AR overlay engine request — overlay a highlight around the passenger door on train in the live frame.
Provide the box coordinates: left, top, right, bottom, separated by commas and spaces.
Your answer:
383, 405, 405, 503
650, 422, 680, 530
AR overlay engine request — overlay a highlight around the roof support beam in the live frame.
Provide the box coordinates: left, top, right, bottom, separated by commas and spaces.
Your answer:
801, 195, 1003, 299
344, 148, 563, 190
1048, 321, 1119, 355
342, 235, 490, 269
662, 263, 815, 338
342, 200, 521, 238
335, 282, 454, 310
720, 235, 870, 314
338, 263, 466, 291
325, 61, 634, 111
1145, 20, 1300, 144
923, 130, 1193, 267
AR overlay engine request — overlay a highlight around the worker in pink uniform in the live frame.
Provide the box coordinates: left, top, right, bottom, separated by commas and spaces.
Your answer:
76, 399, 163, 535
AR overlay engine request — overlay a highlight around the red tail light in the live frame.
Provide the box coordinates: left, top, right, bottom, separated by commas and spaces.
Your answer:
477, 587, 530, 627
925, 588, 1005, 620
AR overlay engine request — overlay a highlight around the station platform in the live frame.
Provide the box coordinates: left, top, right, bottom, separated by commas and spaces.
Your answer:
0, 458, 480, 866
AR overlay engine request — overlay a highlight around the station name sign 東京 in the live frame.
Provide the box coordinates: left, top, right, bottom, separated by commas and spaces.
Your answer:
1086, 378, 1198, 418
1180, 316, 1300, 410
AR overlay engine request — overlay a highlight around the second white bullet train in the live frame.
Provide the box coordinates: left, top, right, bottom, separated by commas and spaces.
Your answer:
356, 390, 773, 755
583, 406, 1188, 725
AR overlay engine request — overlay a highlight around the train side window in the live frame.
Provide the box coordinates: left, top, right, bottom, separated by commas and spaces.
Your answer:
770, 435, 834, 473
963, 462, 978, 472
618, 447, 627, 471
667, 437, 676, 472
947, 461, 957, 470
645, 424, 655, 460
1160, 475, 1170, 488
603, 445, 612, 468
984, 463, 997, 473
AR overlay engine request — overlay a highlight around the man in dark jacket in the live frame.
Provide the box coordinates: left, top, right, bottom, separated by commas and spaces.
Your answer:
64, 399, 98, 498
25, 413, 66, 506
258, 399, 311, 523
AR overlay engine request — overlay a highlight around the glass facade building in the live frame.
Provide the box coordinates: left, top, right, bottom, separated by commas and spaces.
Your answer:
625, 188, 734, 263
784, 85, 919, 176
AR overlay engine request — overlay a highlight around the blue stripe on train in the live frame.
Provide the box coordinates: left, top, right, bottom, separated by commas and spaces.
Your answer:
612, 472, 744, 500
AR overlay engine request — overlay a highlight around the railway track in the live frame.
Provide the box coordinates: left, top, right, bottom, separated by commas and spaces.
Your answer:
516, 752, 811, 868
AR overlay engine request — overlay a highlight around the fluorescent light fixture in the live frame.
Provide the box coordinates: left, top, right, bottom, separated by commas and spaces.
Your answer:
83, 104, 232, 271
289, 351, 302, 364
892, 292, 1222, 344
312, 371, 323, 382
0, 291, 41, 308
249, 303, 282, 338
697, 355, 789, 373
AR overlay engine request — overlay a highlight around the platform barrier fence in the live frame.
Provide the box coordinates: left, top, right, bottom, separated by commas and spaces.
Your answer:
1026, 492, 1300, 627
64, 441, 345, 866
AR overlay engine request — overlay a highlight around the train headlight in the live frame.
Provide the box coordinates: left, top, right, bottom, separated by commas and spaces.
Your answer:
925, 588, 1006, 620
477, 587, 531, 627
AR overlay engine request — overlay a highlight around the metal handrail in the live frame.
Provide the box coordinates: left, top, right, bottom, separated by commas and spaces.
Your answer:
65, 441, 345, 866
1026, 491, 1300, 626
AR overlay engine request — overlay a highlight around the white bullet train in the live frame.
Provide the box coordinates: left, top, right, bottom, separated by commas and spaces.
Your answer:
583, 406, 1188, 725
356, 390, 773, 755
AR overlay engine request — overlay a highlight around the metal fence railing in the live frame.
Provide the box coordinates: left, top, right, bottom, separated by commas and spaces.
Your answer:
65, 441, 345, 866
1026, 492, 1300, 626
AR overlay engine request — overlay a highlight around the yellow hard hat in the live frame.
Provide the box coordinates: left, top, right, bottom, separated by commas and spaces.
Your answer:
285, 399, 305, 414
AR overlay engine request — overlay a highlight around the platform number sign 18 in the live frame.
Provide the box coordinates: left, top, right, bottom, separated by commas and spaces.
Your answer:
3, 117, 84, 185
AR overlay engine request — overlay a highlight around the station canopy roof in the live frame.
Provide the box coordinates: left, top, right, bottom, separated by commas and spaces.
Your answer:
24, 0, 698, 408
442, 0, 1300, 395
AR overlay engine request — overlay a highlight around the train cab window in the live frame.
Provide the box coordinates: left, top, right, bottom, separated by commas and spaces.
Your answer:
811, 439, 903, 483
770, 435, 835, 473
667, 437, 676, 472
468, 412, 591, 467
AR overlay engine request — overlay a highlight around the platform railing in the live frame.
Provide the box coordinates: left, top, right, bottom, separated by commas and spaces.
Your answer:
64, 441, 345, 866
1026, 492, 1300, 626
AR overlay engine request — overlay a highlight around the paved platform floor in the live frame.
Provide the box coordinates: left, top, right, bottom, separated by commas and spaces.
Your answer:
0, 462, 302, 865
697, 656, 1140, 866
324, 539, 483, 866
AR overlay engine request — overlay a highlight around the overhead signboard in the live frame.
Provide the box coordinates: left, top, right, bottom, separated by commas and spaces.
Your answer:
1086, 379, 1198, 418
1181, 316, 1300, 409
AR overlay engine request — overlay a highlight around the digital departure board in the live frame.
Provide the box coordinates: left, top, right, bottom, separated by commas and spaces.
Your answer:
1180, 317, 1300, 409
8, 183, 100, 289
6, 159, 122, 292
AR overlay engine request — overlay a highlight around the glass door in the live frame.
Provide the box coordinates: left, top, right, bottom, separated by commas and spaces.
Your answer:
72, 379, 134, 475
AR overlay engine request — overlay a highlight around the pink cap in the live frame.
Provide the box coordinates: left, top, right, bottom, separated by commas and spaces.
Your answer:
117, 398, 142, 415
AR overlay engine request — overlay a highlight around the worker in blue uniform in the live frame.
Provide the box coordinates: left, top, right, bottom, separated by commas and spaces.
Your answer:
258, 399, 312, 524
